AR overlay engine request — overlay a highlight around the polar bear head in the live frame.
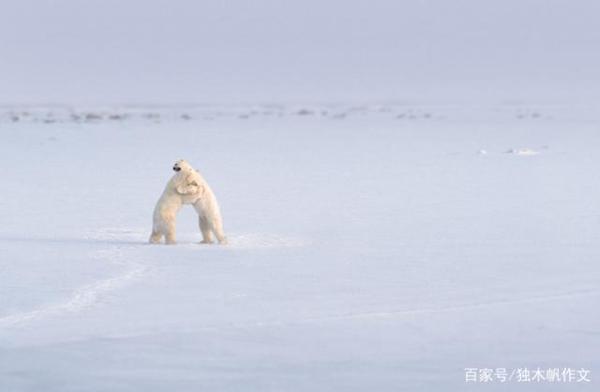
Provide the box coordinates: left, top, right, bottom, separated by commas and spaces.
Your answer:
172, 159, 194, 173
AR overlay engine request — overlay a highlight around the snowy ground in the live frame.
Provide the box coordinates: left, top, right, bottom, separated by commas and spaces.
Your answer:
0, 104, 599, 391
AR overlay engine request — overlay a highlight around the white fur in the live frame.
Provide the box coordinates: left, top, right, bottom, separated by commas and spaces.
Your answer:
149, 160, 227, 245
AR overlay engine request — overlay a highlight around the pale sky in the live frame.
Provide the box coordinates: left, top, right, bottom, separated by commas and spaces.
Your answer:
1, 0, 598, 104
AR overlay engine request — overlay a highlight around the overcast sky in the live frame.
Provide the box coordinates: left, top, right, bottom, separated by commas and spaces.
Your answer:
1, 0, 598, 104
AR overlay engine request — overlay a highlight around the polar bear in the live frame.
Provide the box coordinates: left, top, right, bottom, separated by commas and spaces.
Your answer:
149, 159, 227, 245
149, 160, 201, 244
177, 160, 228, 245
183, 166, 227, 245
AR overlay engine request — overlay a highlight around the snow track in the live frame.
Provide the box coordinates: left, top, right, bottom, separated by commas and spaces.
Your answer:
0, 235, 148, 329
0, 229, 304, 329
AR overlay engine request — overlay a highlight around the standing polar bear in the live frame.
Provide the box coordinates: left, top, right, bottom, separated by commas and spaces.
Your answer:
149, 159, 227, 245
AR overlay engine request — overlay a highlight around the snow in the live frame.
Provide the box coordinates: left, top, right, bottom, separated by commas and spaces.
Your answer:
0, 104, 599, 391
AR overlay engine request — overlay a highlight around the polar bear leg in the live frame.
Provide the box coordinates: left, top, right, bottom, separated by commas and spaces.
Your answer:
211, 218, 227, 245
149, 230, 162, 244
198, 216, 213, 244
165, 221, 177, 245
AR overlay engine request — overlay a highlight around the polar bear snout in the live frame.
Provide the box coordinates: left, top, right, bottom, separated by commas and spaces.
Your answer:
173, 159, 189, 172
